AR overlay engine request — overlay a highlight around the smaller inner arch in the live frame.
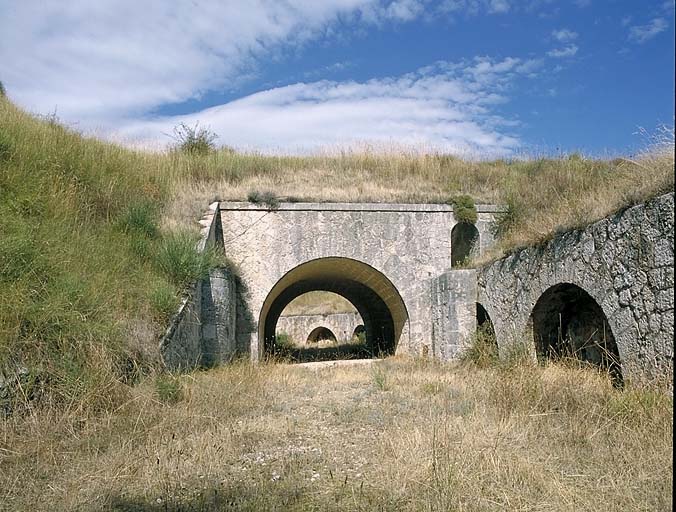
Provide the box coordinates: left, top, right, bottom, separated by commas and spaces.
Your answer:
307, 327, 337, 344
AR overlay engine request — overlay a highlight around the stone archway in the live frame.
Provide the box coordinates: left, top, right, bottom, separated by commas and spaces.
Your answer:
259, 257, 409, 359
530, 282, 623, 384
307, 326, 337, 343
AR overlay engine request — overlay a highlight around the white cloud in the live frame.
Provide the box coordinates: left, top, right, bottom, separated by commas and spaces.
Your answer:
437, 0, 510, 16
552, 28, 578, 42
628, 17, 669, 43
0, 0, 429, 126
488, 0, 510, 14
116, 57, 538, 157
547, 45, 579, 58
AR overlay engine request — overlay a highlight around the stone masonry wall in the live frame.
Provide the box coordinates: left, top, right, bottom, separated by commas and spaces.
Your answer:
160, 202, 238, 370
478, 192, 674, 383
431, 269, 477, 360
219, 202, 503, 360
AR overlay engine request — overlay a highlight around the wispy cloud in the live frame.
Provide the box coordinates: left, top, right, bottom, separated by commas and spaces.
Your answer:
547, 45, 579, 58
552, 28, 578, 42
488, 0, 510, 14
117, 57, 542, 157
437, 0, 510, 16
0, 1, 429, 127
628, 17, 669, 43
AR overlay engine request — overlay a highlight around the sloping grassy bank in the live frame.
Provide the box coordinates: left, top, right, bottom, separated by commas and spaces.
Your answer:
0, 97, 673, 416
0, 99, 219, 415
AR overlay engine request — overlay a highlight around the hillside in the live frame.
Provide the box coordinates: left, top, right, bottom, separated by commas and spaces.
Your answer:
0, 97, 674, 414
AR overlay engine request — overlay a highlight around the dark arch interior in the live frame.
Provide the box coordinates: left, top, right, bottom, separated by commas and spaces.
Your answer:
264, 279, 396, 361
352, 324, 366, 340
531, 283, 623, 385
451, 223, 479, 267
307, 327, 337, 343
476, 302, 495, 337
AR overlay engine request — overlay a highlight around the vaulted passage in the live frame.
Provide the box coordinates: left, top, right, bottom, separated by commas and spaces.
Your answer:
530, 283, 623, 385
259, 257, 408, 362
451, 223, 479, 267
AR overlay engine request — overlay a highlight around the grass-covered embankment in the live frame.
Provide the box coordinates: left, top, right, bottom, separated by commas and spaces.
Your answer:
0, 99, 220, 414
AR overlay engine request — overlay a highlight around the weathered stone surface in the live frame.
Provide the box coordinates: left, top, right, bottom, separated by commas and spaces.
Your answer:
478, 193, 674, 384
430, 270, 477, 360
219, 202, 502, 359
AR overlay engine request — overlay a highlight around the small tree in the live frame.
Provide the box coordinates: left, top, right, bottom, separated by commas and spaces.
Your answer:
170, 122, 218, 155
0, 81, 6, 98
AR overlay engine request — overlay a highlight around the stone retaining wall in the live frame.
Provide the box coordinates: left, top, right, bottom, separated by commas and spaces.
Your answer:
478, 193, 674, 384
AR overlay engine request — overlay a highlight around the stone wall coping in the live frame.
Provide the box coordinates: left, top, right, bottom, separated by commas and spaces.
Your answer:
218, 201, 506, 213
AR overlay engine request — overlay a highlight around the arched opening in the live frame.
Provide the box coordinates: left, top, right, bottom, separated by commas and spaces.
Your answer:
259, 257, 408, 363
307, 327, 337, 343
530, 283, 623, 385
476, 302, 495, 337
474, 302, 498, 361
451, 223, 479, 268
352, 324, 366, 341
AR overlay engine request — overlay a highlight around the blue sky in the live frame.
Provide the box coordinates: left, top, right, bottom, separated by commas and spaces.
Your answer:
1, 0, 674, 157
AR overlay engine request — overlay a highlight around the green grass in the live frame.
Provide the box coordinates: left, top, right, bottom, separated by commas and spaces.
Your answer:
0, 99, 218, 415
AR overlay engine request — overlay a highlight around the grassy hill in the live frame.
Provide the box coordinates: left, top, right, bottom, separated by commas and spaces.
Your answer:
0, 96, 673, 415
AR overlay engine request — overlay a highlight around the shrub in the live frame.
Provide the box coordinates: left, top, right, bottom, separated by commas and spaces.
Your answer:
154, 231, 222, 286
0, 80, 5, 97
170, 122, 218, 155
460, 324, 499, 368
493, 195, 525, 240
247, 190, 280, 210
449, 194, 477, 224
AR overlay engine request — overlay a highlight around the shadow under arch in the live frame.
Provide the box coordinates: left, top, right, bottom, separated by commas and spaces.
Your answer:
307, 326, 337, 343
529, 282, 623, 386
451, 223, 479, 267
259, 257, 409, 359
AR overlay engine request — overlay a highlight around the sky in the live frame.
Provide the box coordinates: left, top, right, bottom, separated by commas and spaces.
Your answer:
0, 0, 674, 157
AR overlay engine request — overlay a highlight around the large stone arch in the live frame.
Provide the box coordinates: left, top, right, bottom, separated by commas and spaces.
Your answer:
528, 282, 623, 383
259, 257, 409, 358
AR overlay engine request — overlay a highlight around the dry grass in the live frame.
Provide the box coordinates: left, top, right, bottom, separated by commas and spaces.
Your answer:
1, 357, 671, 511
160, 131, 674, 263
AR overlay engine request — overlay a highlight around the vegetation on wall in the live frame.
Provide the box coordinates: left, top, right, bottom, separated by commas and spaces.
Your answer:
449, 194, 478, 224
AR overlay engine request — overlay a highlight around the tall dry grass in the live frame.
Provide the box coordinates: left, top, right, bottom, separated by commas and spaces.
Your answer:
0, 357, 671, 511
